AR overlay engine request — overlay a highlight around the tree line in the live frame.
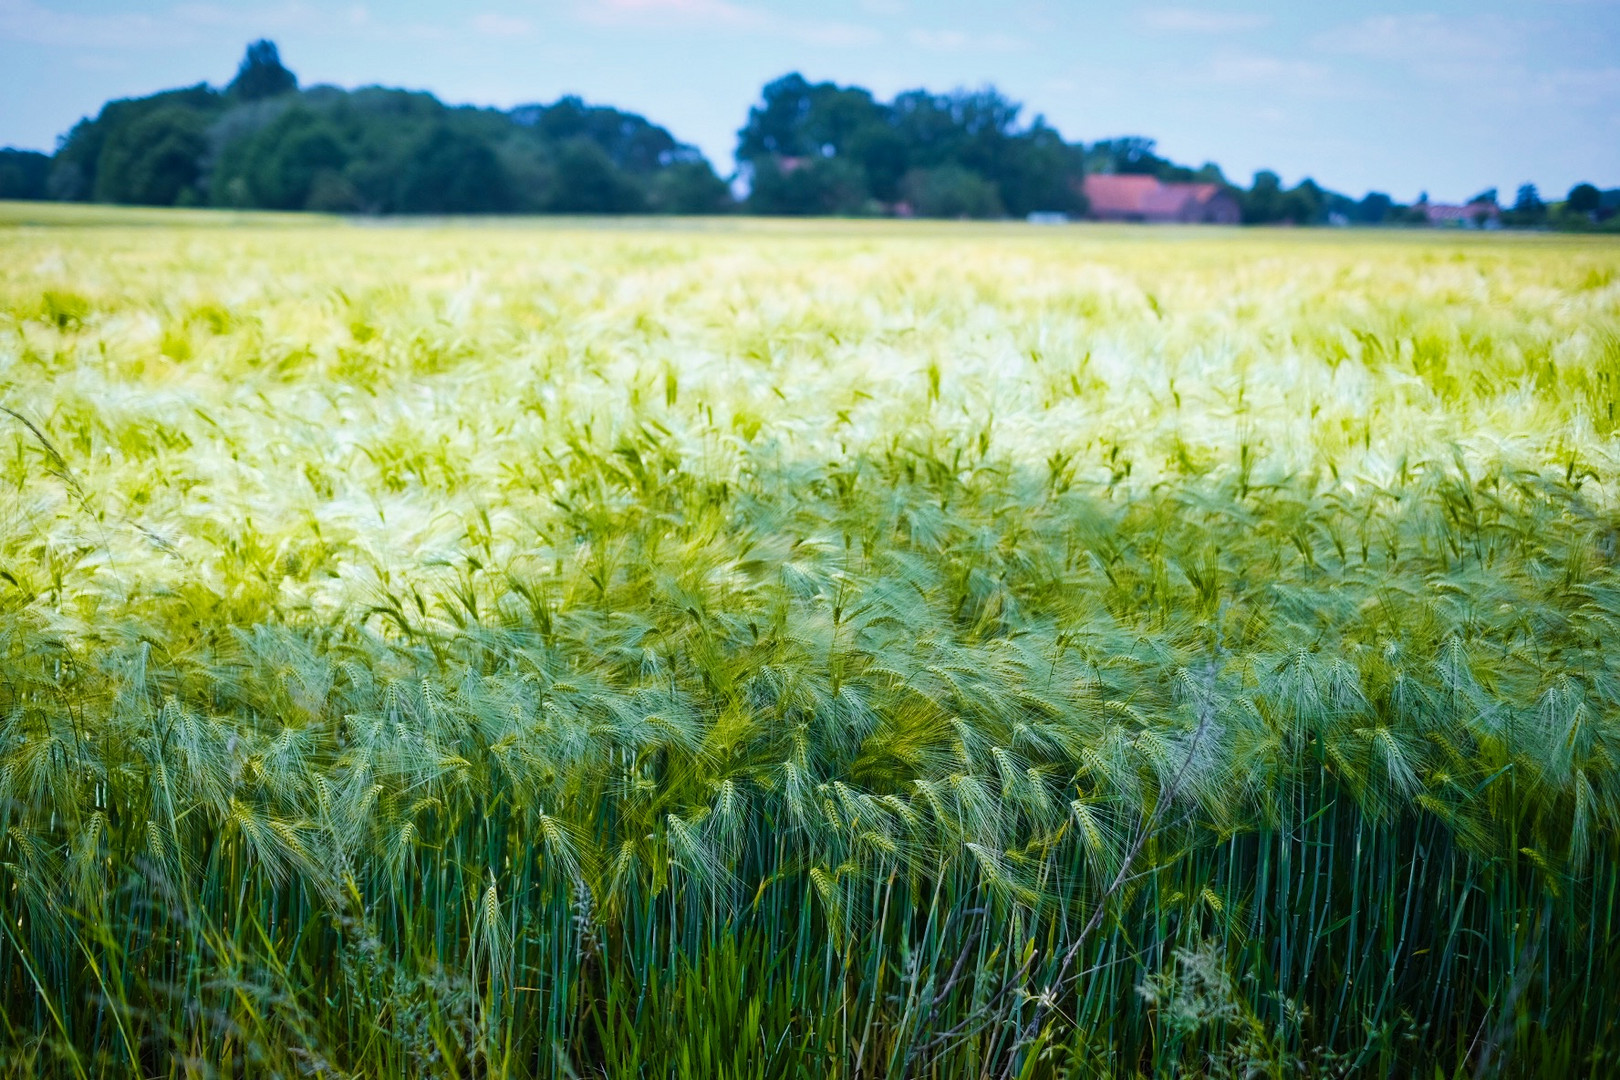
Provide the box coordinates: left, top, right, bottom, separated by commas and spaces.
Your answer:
1, 40, 1614, 228
1, 42, 728, 216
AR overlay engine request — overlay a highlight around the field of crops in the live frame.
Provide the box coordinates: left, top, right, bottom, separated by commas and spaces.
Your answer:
2, 205, 1619, 1077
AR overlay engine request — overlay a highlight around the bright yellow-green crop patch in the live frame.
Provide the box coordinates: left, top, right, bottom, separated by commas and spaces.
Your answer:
4, 210, 1616, 626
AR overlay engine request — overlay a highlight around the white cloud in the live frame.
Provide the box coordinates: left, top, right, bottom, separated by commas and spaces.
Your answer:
907, 27, 1023, 53
1318, 14, 1519, 64
472, 12, 533, 36
795, 21, 881, 47
0, 0, 337, 49
0, 0, 178, 49
581, 0, 765, 29
1142, 8, 1269, 33
908, 28, 967, 50
578, 0, 880, 47
1538, 65, 1620, 105
1204, 52, 1333, 91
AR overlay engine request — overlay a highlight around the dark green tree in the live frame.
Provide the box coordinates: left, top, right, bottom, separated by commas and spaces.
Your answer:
518, 96, 699, 175
49, 85, 219, 202
1241, 170, 1283, 224
900, 165, 1002, 218
1568, 183, 1601, 215
737, 75, 1087, 216
992, 121, 1086, 216
1355, 192, 1394, 224
646, 161, 732, 214
0, 149, 50, 200
1279, 178, 1325, 225
217, 108, 349, 210
546, 138, 643, 213
746, 156, 869, 216
737, 74, 887, 161
229, 40, 297, 102
1240, 172, 1325, 225
394, 125, 511, 213
1502, 183, 1547, 227
94, 104, 211, 205
1087, 137, 1167, 176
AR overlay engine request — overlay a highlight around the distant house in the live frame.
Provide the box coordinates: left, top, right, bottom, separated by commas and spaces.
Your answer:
1420, 199, 1500, 228
1081, 174, 1241, 224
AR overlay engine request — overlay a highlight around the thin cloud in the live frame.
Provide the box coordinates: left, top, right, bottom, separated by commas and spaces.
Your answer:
1317, 14, 1519, 64
1539, 65, 1620, 105
908, 27, 1023, 52
1205, 52, 1333, 90
1143, 8, 1270, 33
0, 0, 336, 50
579, 0, 879, 47
581, 0, 765, 29
0, 0, 180, 49
472, 12, 534, 36
796, 21, 881, 47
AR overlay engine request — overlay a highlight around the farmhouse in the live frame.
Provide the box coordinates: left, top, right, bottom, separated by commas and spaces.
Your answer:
1419, 198, 1501, 227
1082, 173, 1242, 224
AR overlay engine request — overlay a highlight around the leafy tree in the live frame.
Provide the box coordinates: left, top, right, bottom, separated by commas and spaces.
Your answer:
1241, 171, 1283, 224
304, 169, 361, 213
737, 75, 1085, 216
737, 74, 887, 161
0, 149, 50, 199
1241, 171, 1325, 225
1280, 178, 1325, 225
545, 138, 643, 213
94, 103, 211, 205
229, 40, 297, 102
1088, 137, 1166, 176
994, 122, 1087, 216
37, 41, 723, 216
900, 165, 1003, 218
1568, 183, 1601, 215
395, 125, 511, 213
216, 108, 348, 210
747, 156, 869, 216
1355, 192, 1394, 224
517, 96, 701, 175
844, 124, 908, 202
647, 161, 732, 214
1502, 183, 1548, 227
50, 85, 220, 202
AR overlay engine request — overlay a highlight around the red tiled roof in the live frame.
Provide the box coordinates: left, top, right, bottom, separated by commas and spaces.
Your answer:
1082, 174, 1162, 216
1082, 175, 1232, 221
1423, 201, 1499, 223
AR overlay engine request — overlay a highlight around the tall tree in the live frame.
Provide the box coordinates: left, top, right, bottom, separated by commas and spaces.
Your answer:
0, 149, 50, 200
229, 40, 297, 102
1567, 183, 1601, 215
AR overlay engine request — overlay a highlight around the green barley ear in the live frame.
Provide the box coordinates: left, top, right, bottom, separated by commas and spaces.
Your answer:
1571, 770, 1594, 866
472, 872, 511, 994
808, 865, 844, 950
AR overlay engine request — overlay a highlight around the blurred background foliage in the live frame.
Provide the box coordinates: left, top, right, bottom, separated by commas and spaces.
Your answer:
2, 40, 1617, 227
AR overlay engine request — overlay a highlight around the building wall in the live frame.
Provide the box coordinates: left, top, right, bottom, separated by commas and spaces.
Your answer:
1200, 193, 1241, 225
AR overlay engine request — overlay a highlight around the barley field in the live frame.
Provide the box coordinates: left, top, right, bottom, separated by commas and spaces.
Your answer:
2, 205, 1619, 1077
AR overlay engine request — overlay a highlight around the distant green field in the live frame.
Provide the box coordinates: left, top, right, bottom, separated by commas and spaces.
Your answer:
2, 206, 1619, 1077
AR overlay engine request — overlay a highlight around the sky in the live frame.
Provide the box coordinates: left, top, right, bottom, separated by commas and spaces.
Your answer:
2, 0, 1618, 203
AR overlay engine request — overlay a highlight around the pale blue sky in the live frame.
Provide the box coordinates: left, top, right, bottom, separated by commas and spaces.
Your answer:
3, 0, 1618, 203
